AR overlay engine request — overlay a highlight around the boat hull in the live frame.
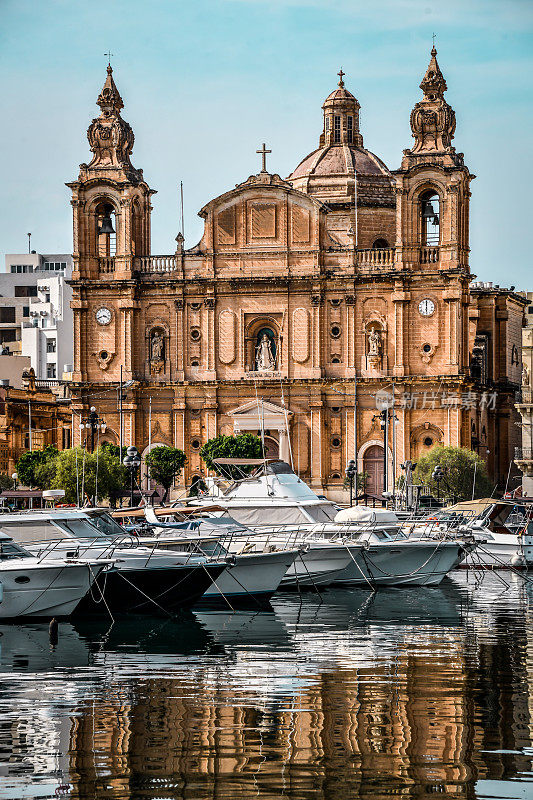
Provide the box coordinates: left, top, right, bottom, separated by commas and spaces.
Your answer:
280, 544, 354, 588
0, 562, 104, 619
331, 542, 473, 587
75, 563, 226, 614
200, 549, 298, 604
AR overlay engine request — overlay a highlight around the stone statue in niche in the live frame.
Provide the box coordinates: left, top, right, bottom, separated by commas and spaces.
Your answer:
150, 330, 165, 374
523, 363, 530, 387
256, 334, 276, 371
368, 326, 382, 357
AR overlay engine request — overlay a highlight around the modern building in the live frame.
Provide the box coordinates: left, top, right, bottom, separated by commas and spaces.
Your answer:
0, 253, 73, 381
515, 292, 533, 495
67, 51, 525, 498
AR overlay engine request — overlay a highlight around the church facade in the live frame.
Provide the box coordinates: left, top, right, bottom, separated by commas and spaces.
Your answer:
68, 49, 525, 498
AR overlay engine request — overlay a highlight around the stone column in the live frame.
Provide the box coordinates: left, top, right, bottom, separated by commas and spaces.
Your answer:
392, 288, 410, 376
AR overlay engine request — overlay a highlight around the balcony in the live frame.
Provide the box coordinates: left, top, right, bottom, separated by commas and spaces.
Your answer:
420, 246, 439, 264
357, 248, 395, 268
515, 448, 533, 462
134, 255, 177, 273
98, 257, 115, 274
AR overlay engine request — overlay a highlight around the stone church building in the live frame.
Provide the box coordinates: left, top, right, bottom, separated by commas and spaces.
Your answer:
68, 48, 525, 498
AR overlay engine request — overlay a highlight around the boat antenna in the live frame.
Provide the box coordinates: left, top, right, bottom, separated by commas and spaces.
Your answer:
471, 458, 477, 501
504, 460, 513, 497
180, 181, 185, 237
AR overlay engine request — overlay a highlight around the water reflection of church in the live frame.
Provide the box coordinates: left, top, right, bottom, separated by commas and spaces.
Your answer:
68, 48, 525, 496
63, 587, 533, 799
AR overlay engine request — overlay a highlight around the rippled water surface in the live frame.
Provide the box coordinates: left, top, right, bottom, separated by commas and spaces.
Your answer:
1, 572, 533, 799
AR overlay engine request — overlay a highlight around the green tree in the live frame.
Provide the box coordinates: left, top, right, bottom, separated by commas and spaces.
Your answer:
200, 433, 263, 480
34, 445, 128, 505
412, 445, 492, 502
145, 446, 186, 504
16, 445, 59, 488
0, 473, 14, 491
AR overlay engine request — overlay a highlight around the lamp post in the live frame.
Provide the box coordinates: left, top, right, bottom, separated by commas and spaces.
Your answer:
345, 459, 356, 507
432, 464, 445, 505
80, 406, 107, 453
123, 445, 141, 508
11, 473, 17, 491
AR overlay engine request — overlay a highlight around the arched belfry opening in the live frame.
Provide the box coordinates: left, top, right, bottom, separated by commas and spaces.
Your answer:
95, 201, 117, 257
420, 190, 440, 246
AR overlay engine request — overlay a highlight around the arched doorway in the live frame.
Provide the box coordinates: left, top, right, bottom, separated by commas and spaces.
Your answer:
263, 436, 279, 459
363, 445, 384, 496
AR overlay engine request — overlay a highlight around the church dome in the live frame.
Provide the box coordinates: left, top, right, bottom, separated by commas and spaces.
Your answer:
290, 143, 391, 180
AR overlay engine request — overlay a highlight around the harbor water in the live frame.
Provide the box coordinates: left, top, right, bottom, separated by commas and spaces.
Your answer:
0, 571, 532, 799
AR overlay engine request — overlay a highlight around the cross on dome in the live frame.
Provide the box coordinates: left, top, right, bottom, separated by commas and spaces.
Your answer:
338, 68, 345, 87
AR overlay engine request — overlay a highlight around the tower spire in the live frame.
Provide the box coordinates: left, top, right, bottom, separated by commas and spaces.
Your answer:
407, 45, 456, 156
83, 65, 140, 181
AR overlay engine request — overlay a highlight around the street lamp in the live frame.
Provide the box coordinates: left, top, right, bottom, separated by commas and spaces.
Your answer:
80, 406, 107, 452
123, 445, 141, 507
432, 464, 445, 504
345, 459, 357, 507
11, 473, 18, 490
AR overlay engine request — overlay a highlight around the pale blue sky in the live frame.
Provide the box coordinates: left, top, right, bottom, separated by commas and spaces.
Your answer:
0, 0, 532, 287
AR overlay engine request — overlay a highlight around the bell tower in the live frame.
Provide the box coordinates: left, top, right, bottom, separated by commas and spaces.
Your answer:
68, 64, 155, 386
394, 46, 474, 274
67, 64, 155, 282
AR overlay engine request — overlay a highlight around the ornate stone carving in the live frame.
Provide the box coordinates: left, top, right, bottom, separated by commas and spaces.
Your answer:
409, 47, 456, 154
149, 329, 165, 374
85, 65, 140, 180
256, 334, 276, 371
204, 297, 215, 309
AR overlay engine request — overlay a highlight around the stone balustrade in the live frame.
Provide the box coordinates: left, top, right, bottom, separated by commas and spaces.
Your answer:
98, 257, 115, 274
420, 246, 439, 264
134, 255, 177, 273
357, 248, 395, 268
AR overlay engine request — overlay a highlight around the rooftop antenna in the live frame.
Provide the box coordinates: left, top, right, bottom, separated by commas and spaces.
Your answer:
27, 233, 31, 254
104, 50, 114, 67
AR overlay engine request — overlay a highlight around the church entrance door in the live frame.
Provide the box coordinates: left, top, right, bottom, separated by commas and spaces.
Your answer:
363, 445, 384, 496
262, 436, 279, 459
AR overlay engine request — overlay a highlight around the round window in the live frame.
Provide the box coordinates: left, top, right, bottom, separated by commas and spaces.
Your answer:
191, 360, 199, 367
330, 325, 341, 339
332, 357, 340, 364
330, 299, 341, 307
423, 437, 433, 447
331, 472, 341, 480
190, 303, 201, 311
331, 406, 341, 414
422, 343, 432, 354
191, 439, 201, 450
190, 328, 201, 341
100, 350, 108, 360
331, 436, 342, 449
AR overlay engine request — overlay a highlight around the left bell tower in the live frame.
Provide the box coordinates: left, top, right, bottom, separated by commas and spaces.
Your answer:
67, 65, 155, 384
68, 64, 154, 281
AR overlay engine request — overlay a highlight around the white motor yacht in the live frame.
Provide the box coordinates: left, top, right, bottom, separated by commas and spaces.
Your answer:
0, 532, 109, 619
0, 510, 227, 613
139, 506, 355, 591
189, 460, 478, 586
410, 499, 533, 568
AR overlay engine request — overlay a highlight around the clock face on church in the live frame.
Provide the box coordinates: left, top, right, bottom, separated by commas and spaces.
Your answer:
418, 299, 435, 317
95, 306, 112, 325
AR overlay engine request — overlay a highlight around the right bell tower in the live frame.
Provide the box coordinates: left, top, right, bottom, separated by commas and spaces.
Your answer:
394, 45, 474, 275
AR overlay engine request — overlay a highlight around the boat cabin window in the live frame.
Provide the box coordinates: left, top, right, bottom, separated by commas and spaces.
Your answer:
54, 519, 108, 540
0, 540, 29, 559
86, 512, 125, 537
0, 519, 67, 544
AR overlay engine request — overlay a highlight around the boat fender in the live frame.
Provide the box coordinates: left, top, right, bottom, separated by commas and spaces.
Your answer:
511, 553, 525, 567
0, 581, 3, 604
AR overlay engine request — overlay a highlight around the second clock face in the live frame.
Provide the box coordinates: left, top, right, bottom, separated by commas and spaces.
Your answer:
418, 299, 435, 317
95, 306, 112, 325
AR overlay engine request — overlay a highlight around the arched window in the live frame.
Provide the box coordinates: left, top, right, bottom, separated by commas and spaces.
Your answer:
334, 115, 341, 143
420, 190, 440, 246
372, 238, 389, 249
347, 116, 353, 143
95, 201, 117, 257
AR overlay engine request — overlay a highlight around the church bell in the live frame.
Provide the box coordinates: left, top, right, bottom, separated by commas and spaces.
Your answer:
98, 214, 115, 235
422, 201, 435, 219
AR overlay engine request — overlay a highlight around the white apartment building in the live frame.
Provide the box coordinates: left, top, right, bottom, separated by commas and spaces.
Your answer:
0, 253, 73, 382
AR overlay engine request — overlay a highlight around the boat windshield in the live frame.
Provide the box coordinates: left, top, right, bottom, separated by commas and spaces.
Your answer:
0, 519, 73, 544
0, 540, 30, 560
54, 518, 109, 541
85, 511, 125, 538
305, 504, 338, 523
